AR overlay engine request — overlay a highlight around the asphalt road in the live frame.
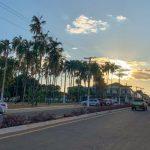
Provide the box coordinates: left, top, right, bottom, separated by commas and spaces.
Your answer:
0, 108, 150, 150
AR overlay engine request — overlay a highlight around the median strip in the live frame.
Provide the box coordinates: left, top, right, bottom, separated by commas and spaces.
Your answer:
0, 107, 129, 139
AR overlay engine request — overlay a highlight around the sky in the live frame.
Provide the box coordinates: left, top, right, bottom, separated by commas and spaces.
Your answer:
0, 0, 150, 94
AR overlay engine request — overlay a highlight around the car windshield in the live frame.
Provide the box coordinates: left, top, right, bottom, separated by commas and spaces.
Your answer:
134, 100, 143, 102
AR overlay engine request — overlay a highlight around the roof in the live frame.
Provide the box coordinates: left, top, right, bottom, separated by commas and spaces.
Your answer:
107, 83, 132, 89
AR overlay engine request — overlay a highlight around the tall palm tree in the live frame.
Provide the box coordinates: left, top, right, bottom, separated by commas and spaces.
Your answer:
30, 16, 48, 105
109, 63, 120, 84
102, 62, 111, 84
30, 16, 46, 37
63, 61, 69, 103
30, 16, 47, 82
43, 37, 64, 102
12, 37, 32, 101
108, 63, 120, 98
115, 68, 127, 104
0, 40, 12, 101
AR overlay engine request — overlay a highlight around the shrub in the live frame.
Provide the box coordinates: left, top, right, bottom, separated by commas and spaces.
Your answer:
1, 112, 55, 129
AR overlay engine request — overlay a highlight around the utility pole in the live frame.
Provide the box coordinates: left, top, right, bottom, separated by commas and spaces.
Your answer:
84, 57, 96, 107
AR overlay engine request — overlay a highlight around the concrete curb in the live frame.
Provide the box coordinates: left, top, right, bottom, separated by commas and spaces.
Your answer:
0, 107, 129, 135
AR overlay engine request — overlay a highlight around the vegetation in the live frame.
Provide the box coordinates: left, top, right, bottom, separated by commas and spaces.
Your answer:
0, 16, 119, 105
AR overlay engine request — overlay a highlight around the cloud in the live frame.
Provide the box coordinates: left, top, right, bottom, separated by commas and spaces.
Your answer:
116, 15, 127, 22
72, 47, 78, 50
66, 15, 109, 34
127, 61, 150, 80
94, 57, 150, 80
132, 70, 150, 80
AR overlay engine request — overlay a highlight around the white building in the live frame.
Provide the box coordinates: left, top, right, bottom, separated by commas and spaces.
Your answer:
105, 83, 134, 103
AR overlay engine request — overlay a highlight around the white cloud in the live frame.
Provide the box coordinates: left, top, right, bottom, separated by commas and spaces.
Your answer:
116, 15, 127, 22
72, 47, 78, 50
66, 15, 109, 34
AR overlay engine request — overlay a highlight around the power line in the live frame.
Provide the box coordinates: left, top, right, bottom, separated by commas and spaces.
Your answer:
0, 1, 29, 23
0, 1, 81, 56
0, 16, 26, 31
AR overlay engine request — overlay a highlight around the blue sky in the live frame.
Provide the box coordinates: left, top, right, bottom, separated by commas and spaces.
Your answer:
0, 0, 149, 60
0, 0, 150, 93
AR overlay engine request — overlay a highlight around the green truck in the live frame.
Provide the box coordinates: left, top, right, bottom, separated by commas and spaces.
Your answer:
131, 99, 148, 111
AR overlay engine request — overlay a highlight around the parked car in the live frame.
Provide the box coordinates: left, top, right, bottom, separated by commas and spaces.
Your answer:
80, 99, 100, 106
0, 102, 8, 114
131, 99, 148, 111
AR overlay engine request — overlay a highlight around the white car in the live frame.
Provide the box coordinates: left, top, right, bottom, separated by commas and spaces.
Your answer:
0, 102, 8, 114
81, 99, 100, 106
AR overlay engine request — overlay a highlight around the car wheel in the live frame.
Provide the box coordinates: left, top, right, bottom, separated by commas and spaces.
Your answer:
132, 107, 135, 111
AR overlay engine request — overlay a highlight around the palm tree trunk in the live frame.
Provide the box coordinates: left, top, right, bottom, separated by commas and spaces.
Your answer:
15, 72, 19, 97
73, 75, 75, 87
60, 73, 63, 88
23, 65, 29, 102
22, 80, 27, 102
1, 55, 8, 101
110, 73, 113, 98
45, 76, 48, 104
63, 72, 67, 103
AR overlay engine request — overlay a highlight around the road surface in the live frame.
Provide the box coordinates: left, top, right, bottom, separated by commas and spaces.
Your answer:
0, 108, 150, 150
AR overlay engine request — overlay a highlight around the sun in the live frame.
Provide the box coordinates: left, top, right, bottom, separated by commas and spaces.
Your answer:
112, 59, 132, 79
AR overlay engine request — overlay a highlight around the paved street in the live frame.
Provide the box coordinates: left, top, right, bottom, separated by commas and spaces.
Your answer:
0, 108, 150, 150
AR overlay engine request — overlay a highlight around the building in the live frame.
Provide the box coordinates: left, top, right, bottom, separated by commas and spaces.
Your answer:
105, 83, 134, 103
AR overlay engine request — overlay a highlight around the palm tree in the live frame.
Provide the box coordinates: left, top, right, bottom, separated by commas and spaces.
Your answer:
43, 37, 64, 102
115, 68, 127, 104
102, 62, 112, 84
63, 61, 69, 103
30, 16, 46, 37
109, 63, 120, 98
30, 16, 47, 82
0, 40, 12, 101
12, 37, 32, 102
109, 63, 120, 84
30, 16, 48, 105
